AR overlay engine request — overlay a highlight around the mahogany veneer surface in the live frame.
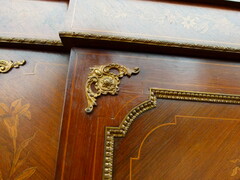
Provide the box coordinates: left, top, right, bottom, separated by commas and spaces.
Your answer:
114, 100, 240, 179
0, 48, 69, 180
57, 48, 240, 180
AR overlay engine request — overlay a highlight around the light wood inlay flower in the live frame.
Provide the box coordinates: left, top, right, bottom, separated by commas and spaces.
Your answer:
0, 99, 36, 180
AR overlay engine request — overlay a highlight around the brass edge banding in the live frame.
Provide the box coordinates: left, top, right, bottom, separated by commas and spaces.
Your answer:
103, 88, 240, 179
0, 37, 63, 46
59, 32, 240, 53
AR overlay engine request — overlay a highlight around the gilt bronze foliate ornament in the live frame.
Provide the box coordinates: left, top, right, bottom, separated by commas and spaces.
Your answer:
85, 63, 140, 113
0, 60, 26, 73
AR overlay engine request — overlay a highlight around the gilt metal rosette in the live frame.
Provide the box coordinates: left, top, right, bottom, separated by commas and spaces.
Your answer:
0, 60, 26, 73
85, 63, 140, 113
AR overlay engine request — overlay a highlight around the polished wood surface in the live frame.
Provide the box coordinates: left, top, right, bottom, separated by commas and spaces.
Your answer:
114, 100, 240, 179
0, 0, 67, 41
57, 48, 240, 179
0, 48, 68, 179
1, 0, 240, 179
62, 0, 240, 50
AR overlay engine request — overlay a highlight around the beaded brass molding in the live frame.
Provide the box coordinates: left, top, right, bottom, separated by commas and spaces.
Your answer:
0, 60, 26, 73
85, 63, 139, 113
60, 31, 240, 53
103, 88, 240, 179
0, 37, 63, 46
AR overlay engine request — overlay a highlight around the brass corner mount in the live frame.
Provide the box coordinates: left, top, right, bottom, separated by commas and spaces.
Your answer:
85, 63, 140, 113
0, 60, 26, 73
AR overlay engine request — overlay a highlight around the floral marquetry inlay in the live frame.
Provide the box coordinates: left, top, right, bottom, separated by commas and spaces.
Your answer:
85, 63, 139, 113
100, 3, 240, 36
0, 99, 36, 180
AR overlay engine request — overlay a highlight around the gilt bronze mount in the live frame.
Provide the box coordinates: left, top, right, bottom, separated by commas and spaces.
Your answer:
85, 63, 140, 113
0, 60, 26, 73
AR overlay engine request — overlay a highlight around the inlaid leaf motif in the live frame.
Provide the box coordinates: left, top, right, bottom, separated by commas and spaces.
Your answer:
14, 167, 36, 180
230, 159, 240, 163
15, 133, 36, 164
23, 111, 31, 120
3, 117, 18, 140
13, 154, 29, 175
11, 99, 22, 113
231, 167, 240, 176
0, 99, 36, 180
10, 133, 36, 177
18, 104, 30, 118
0, 103, 9, 116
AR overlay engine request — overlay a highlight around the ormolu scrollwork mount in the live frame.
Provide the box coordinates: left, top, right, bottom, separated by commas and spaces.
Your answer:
0, 60, 26, 73
85, 63, 140, 113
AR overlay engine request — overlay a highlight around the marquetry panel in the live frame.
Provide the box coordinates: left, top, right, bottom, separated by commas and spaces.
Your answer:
56, 48, 240, 180
61, 0, 240, 52
0, 48, 68, 180
113, 97, 240, 180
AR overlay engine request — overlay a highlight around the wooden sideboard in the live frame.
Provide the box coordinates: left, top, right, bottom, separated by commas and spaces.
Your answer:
57, 48, 240, 180
1, 0, 240, 179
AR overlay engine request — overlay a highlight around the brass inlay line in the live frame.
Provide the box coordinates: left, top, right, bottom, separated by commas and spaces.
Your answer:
130, 121, 177, 180
130, 115, 240, 179
103, 88, 240, 179
130, 115, 240, 180
85, 63, 139, 113
0, 60, 26, 73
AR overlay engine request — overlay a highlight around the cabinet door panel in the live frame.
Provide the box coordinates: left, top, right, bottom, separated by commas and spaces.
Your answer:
0, 48, 68, 180
113, 99, 240, 179
57, 48, 240, 180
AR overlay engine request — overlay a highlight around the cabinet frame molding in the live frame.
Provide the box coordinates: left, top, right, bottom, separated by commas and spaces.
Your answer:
103, 88, 240, 179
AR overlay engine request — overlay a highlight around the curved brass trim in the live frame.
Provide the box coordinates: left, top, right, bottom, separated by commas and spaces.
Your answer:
103, 88, 240, 179
85, 63, 139, 113
0, 37, 63, 46
60, 32, 240, 53
0, 60, 26, 73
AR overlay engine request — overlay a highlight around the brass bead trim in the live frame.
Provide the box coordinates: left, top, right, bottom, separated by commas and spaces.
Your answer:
0, 37, 63, 46
60, 32, 240, 53
103, 88, 240, 179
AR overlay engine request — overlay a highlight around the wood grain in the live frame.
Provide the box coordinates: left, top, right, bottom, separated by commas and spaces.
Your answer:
0, 48, 69, 180
56, 48, 240, 179
62, 0, 240, 52
0, 1, 67, 41
114, 100, 240, 179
